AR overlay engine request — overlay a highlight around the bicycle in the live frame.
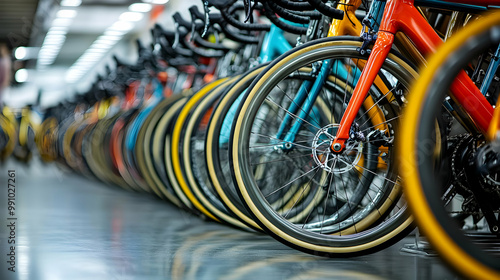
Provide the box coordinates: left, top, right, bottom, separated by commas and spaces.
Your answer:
229, 0, 495, 256
399, 10, 500, 279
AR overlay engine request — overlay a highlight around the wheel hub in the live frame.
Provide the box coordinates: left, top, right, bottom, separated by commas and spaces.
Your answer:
312, 124, 363, 174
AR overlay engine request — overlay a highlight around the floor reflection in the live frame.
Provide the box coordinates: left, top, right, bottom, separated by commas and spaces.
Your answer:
1, 161, 458, 280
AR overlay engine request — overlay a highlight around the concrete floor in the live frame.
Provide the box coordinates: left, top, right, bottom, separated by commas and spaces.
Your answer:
0, 159, 460, 280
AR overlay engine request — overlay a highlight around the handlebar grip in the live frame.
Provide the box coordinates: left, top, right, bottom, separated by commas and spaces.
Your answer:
267, 1, 312, 24
189, 5, 223, 22
219, 23, 260, 44
172, 12, 192, 29
189, 5, 205, 21
273, 0, 315, 11
205, 0, 237, 10
307, 0, 344, 19
221, 8, 271, 31
262, 1, 308, 34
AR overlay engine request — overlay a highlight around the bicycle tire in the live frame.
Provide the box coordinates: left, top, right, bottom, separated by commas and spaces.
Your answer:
231, 37, 415, 256
179, 77, 250, 229
400, 12, 500, 279
170, 78, 231, 221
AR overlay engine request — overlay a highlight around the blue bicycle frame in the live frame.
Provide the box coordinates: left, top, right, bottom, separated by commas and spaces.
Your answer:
124, 78, 164, 169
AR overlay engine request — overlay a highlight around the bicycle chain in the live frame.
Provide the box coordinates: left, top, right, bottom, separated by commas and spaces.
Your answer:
448, 133, 500, 216
450, 133, 474, 195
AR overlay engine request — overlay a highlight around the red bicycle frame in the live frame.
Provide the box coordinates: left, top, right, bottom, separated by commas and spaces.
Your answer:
331, 0, 495, 152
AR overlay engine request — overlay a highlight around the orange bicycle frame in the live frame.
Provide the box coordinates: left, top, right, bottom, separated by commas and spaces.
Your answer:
331, 0, 495, 151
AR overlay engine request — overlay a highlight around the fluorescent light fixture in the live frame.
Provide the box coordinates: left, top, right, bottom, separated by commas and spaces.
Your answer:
41, 43, 64, 48
43, 37, 65, 44
42, 43, 64, 48
104, 30, 126, 36
66, 14, 138, 84
61, 0, 82, 7
66, 77, 79, 83
57, 10, 77, 18
39, 47, 59, 51
40, 46, 60, 51
47, 30, 67, 36
143, 0, 169, 4
15, 69, 28, 83
152, 0, 170, 4
39, 50, 58, 56
119, 12, 144, 22
45, 34, 66, 40
129, 3, 152, 12
109, 21, 134, 31
52, 18, 72, 27
37, 57, 53, 62
68, 71, 85, 76
15, 47, 27, 60
48, 26, 69, 32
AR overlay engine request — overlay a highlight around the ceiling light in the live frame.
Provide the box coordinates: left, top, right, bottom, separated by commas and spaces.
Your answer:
129, 3, 152, 12
61, 0, 82, 7
42, 41, 64, 47
44, 36, 66, 42
15, 69, 28, 83
39, 50, 58, 56
143, 0, 169, 4
45, 33, 66, 39
109, 21, 134, 31
15, 47, 27, 60
104, 30, 126, 36
57, 10, 77, 18
47, 30, 67, 36
68, 69, 85, 74
152, 0, 170, 4
37, 56, 53, 61
39, 46, 59, 51
52, 18, 72, 27
119, 12, 144, 22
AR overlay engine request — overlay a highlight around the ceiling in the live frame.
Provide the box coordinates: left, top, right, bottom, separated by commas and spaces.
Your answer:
0, 0, 40, 49
3, 0, 201, 107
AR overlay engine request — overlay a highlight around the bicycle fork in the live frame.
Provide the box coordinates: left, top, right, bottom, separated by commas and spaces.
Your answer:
330, 31, 395, 152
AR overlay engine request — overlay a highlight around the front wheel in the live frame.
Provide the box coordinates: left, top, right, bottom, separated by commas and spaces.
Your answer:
230, 37, 416, 256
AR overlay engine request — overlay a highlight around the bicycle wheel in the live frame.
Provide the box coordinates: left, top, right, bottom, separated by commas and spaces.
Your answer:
35, 116, 58, 162
136, 93, 185, 204
169, 78, 231, 221
205, 65, 268, 231
400, 12, 500, 279
153, 95, 191, 209
179, 76, 250, 229
0, 111, 16, 161
231, 37, 415, 256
